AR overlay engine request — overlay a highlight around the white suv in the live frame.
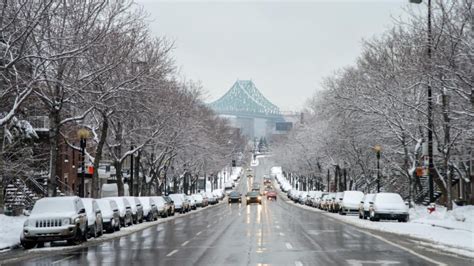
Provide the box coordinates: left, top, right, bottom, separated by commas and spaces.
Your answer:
21, 196, 88, 249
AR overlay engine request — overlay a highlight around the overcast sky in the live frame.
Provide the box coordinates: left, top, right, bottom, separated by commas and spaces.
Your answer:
137, 0, 410, 111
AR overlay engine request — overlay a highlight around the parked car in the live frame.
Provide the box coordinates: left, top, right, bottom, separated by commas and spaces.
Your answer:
186, 195, 196, 210
124, 197, 144, 224
139, 197, 158, 222
359, 193, 376, 219
339, 191, 365, 215
331, 192, 344, 213
246, 191, 262, 205
319, 194, 332, 210
81, 198, 103, 238
163, 196, 176, 216
96, 199, 120, 233
193, 194, 205, 207
369, 193, 409, 222
228, 191, 242, 203
106, 197, 133, 227
266, 191, 277, 201
200, 193, 209, 207
152, 196, 169, 218
169, 194, 186, 213
206, 191, 218, 205
21, 196, 88, 249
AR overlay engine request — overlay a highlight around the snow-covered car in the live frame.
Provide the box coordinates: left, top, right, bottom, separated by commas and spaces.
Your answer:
192, 194, 205, 207
359, 193, 375, 219
163, 196, 176, 216
206, 191, 218, 205
169, 194, 186, 213
186, 195, 196, 210
213, 189, 225, 200
339, 191, 364, 215
21, 196, 88, 249
138, 197, 158, 222
369, 193, 409, 222
105, 197, 133, 227
124, 197, 144, 224
152, 196, 169, 218
81, 198, 103, 238
320, 194, 334, 210
331, 192, 344, 213
96, 198, 120, 233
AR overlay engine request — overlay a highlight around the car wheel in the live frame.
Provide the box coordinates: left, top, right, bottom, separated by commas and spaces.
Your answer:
68, 227, 84, 245
21, 241, 37, 249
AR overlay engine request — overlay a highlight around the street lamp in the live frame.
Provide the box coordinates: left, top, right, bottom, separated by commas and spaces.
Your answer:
374, 144, 382, 193
409, 0, 434, 203
77, 128, 90, 198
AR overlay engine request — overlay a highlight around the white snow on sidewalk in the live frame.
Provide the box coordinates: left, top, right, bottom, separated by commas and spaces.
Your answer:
323, 206, 474, 258
0, 214, 27, 250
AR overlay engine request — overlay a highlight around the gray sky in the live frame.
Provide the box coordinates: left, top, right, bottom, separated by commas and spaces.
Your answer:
137, 0, 409, 111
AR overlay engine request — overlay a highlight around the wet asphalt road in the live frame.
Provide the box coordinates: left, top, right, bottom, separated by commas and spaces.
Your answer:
2, 157, 473, 266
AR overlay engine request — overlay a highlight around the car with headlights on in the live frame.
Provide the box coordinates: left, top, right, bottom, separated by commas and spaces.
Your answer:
96, 199, 120, 233
246, 191, 262, 205
81, 198, 103, 238
369, 193, 409, 222
21, 196, 88, 249
266, 191, 277, 201
228, 191, 242, 203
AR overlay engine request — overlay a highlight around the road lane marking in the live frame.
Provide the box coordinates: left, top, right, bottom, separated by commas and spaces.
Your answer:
275, 225, 280, 229
285, 242, 293, 249
52, 255, 75, 265
295, 261, 303, 266
279, 232, 285, 236
181, 241, 189, 247
207, 224, 211, 228
166, 249, 179, 257
354, 229, 447, 266
196, 231, 202, 236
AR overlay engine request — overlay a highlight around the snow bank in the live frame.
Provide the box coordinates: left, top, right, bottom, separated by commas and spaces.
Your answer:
0, 215, 27, 250
409, 204, 474, 233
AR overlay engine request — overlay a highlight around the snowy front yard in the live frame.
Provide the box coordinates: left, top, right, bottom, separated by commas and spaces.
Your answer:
0, 214, 27, 250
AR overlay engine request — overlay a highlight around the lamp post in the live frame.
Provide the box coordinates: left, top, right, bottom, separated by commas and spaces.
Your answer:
374, 144, 382, 193
409, 0, 434, 203
77, 128, 90, 198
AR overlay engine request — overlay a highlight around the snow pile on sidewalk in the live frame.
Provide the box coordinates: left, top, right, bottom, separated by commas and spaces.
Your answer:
409, 204, 474, 232
0, 214, 27, 250
325, 206, 474, 257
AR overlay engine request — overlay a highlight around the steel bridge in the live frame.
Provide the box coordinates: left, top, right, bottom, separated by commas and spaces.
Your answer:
209, 80, 284, 138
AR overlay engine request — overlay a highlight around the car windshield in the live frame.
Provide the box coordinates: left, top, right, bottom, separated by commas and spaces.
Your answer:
31, 198, 76, 215
96, 199, 112, 212
246, 192, 259, 197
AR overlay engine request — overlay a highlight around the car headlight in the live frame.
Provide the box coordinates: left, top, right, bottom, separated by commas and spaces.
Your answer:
257, 196, 261, 200
246, 197, 250, 200
63, 218, 71, 225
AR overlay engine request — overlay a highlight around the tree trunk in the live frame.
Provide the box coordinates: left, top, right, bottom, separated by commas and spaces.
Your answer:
442, 90, 452, 210
114, 160, 124, 196
48, 109, 61, 197
91, 115, 108, 198
0, 126, 5, 208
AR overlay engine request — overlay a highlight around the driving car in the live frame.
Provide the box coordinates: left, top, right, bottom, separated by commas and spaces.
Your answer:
105, 197, 133, 227
369, 193, 409, 222
246, 191, 262, 205
96, 198, 120, 233
81, 198, 103, 238
359, 193, 375, 219
339, 191, 364, 215
266, 191, 277, 201
228, 191, 242, 203
21, 196, 88, 249
124, 197, 144, 224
